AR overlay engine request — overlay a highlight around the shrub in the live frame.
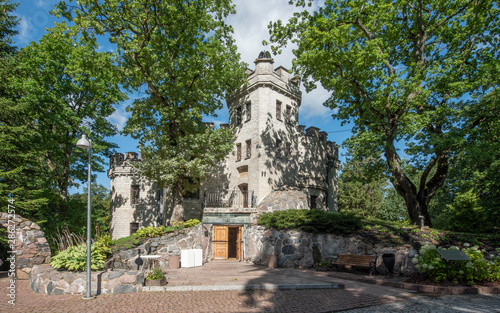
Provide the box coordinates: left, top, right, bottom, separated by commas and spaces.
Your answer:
257, 209, 362, 234
135, 226, 166, 238
164, 226, 175, 233
49, 234, 112, 271
184, 219, 201, 228
112, 233, 140, 251
172, 221, 184, 231
413, 243, 500, 285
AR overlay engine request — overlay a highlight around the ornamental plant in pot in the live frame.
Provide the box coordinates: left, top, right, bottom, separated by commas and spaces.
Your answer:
145, 268, 167, 286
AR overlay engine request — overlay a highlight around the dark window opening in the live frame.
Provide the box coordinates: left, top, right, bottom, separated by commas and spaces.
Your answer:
239, 184, 249, 208
236, 106, 242, 125
276, 101, 282, 121
131, 185, 140, 205
286, 105, 292, 123
246, 102, 251, 122
246, 139, 251, 159
310, 195, 318, 209
130, 222, 139, 235
236, 143, 241, 161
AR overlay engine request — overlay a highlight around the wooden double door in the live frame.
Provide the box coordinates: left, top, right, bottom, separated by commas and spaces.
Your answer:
213, 226, 243, 260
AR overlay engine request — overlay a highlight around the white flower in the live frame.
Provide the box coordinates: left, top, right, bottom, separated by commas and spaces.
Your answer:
466, 262, 473, 268
459, 270, 464, 275
428, 265, 434, 270
490, 255, 495, 259
419, 248, 426, 255
450, 246, 459, 250
471, 246, 478, 251
414, 254, 419, 258
428, 244, 436, 250
464, 243, 470, 247
412, 258, 419, 264
422, 264, 428, 269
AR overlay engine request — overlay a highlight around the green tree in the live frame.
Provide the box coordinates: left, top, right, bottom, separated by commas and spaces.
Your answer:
56, 0, 247, 223
0, 22, 125, 220
0, 0, 18, 55
430, 89, 500, 231
338, 148, 385, 217
0, 1, 48, 216
446, 189, 485, 233
379, 187, 408, 222
66, 183, 112, 234
268, 0, 500, 226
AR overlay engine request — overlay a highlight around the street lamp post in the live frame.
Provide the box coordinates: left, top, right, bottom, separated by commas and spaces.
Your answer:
76, 134, 93, 299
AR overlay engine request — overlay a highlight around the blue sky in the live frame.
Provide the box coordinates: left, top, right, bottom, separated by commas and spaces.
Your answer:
13, 0, 354, 193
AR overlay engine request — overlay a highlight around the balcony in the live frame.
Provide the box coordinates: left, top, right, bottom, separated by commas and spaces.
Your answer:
203, 189, 256, 209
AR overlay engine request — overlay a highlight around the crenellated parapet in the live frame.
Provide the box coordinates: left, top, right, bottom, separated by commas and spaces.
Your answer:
108, 152, 141, 180
298, 126, 339, 165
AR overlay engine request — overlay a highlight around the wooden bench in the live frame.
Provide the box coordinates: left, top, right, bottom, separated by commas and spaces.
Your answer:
331, 254, 377, 275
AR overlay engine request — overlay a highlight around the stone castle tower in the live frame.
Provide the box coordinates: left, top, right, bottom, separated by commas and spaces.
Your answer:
108, 51, 339, 241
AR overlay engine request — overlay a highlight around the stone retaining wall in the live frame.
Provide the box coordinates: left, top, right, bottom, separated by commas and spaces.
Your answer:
0, 212, 51, 279
30, 264, 144, 295
246, 226, 419, 276
29, 224, 205, 295
107, 224, 205, 270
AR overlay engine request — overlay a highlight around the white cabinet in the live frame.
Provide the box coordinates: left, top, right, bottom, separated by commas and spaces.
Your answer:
180, 249, 203, 268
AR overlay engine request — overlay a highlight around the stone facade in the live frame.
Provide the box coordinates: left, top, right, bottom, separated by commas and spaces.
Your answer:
0, 212, 51, 279
108, 152, 160, 239
108, 51, 340, 245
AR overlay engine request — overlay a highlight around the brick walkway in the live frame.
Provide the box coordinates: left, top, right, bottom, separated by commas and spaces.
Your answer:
0, 278, 395, 313
0, 262, 422, 312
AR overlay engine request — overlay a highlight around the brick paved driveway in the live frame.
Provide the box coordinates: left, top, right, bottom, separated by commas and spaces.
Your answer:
0, 278, 393, 313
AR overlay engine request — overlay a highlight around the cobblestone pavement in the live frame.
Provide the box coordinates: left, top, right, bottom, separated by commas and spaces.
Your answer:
4, 261, 497, 313
0, 278, 393, 313
343, 294, 500, 313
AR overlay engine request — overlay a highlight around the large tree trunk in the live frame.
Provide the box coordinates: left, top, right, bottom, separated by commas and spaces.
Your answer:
384, 136, 448, 227
163, 180, 185, 226
401, 191, 432, 227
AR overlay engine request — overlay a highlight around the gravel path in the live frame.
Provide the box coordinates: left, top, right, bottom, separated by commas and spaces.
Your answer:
342, 294, 500, 312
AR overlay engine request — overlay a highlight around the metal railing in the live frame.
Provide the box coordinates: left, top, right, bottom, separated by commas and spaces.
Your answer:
203, 189, 256, 208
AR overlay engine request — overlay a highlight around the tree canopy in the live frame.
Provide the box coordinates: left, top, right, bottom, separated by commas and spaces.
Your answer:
338, 147, 385, 217
56, 0, 247, 223
0, 21, 125, 220
268, 0, 500, 226
0, 0, 18, 56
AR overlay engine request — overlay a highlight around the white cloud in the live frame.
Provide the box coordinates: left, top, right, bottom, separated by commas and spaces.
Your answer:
227, 0, 300, 69
300, 87, 337, 122
17, 16, 35, 44
35, 0, 49, 8
107, 105, 130, 132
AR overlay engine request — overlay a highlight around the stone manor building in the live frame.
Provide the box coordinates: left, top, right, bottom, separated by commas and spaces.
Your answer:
108, 51, 340, 261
